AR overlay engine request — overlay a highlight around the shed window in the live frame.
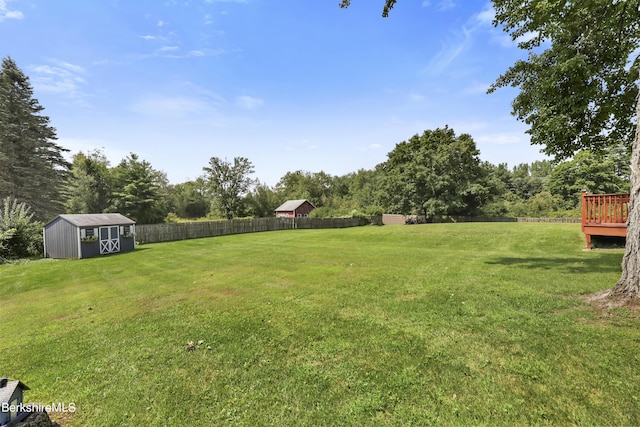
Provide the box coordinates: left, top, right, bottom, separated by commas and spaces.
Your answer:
85, 228, 95, 237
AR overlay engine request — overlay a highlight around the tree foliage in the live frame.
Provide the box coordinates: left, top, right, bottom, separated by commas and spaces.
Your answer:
489, 0, 639, 159
275, 170, 335, 208
0, 56, 70, 220
548, 149, 630, 209
166, 179, 209, 219
202, 156, 256, 220
65, 149, 113, 214
339, 0, 397, 17
378, 127, 489, 220
488, 0, 640, 301
112, 153, 168, 224
245, 182, 281, 218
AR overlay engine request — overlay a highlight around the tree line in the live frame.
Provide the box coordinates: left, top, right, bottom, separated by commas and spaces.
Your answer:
0, 55, 632, 259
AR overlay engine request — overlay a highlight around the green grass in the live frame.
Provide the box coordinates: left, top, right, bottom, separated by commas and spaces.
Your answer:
1, 223, 638, 426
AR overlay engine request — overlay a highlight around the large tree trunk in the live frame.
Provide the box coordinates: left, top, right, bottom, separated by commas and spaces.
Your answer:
608, 93, 640, 301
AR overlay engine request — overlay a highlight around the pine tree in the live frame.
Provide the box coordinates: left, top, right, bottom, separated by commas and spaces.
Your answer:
112, 153, 168, 224
64, 149, 113, 213
0, 56, 70, 221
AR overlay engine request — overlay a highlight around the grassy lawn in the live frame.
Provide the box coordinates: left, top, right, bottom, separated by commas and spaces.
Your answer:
1, 223, 638, 426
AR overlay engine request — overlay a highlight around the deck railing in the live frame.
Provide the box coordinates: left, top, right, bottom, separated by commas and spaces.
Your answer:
581, 191, 629, 226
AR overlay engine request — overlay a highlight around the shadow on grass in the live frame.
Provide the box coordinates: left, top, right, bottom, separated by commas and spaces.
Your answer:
486, 253, 623, 274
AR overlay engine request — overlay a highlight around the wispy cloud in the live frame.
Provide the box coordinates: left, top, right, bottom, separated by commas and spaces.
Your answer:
235, 95, 264, 110
426, 26, 473, 74
425, 3, 495, 74
475, 4, 542, 49
130, 83, 227, 121
422, 0, 456, 11
29, 59, 88, 100
130, 94, 219, 120
0, 0, 22, 21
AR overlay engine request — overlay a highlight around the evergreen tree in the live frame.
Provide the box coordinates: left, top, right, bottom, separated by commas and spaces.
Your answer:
0, 56, 70, 220
65, 149, 113, 213
112, 153, 167, 224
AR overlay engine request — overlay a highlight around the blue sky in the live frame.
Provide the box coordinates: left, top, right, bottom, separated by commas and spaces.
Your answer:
0, 0, 548, 186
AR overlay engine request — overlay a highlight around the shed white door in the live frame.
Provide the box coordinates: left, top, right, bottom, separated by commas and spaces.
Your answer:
99, 226, 120, 254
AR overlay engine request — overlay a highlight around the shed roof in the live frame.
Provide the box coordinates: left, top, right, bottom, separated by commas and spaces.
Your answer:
0, 379, 29, 404
47, 213, 135, 228
274, 199, 315, 212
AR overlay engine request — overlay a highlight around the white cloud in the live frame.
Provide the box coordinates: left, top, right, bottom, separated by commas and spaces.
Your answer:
475, 6, 494, 26
427, 26, 473, 74
29, 60, 87, 99
425, 3, 499, 74
421, 0, 456, 11
0, 0, 22, 21
408, 92, 426, 103
436, 0, 456, 11
130, 94, 219, 119
235, 95, 264, 110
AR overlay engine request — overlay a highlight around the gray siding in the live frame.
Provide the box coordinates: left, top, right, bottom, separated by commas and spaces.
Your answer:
44, 217, 79, 259
121, 236, 135, 252
80, 239, 100, 258
44, 215, 136, 259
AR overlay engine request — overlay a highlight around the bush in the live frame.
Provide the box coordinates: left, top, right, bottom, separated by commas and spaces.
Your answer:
0, 197, 43, 259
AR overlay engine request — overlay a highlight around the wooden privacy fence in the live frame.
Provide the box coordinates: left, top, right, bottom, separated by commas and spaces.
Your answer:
135, 217, 369, 244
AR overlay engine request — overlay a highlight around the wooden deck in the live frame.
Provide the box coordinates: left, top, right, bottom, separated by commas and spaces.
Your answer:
581, 191, 629, 249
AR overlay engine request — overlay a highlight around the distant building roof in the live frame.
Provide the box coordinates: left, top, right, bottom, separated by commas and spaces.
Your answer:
275, 200, 315, 212
47, 213, 136, 228
0, 379, 29, 404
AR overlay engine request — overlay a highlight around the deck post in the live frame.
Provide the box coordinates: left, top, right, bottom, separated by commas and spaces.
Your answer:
581, 190, 589, 248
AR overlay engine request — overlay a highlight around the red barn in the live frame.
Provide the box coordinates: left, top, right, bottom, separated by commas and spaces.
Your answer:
275, 200, 315, 218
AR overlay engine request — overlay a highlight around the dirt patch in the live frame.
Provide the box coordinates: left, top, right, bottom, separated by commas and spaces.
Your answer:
583, 289, 640, 315
217, 288, 245, 297
49, 409, 74, 426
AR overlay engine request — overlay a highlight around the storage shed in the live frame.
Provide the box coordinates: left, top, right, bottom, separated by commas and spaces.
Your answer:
0, 378, 30, 426
43, 213, 136, 259
275, 200, 316, 218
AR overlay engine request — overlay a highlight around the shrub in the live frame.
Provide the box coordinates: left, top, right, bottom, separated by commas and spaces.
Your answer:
0, 197, 43, 259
